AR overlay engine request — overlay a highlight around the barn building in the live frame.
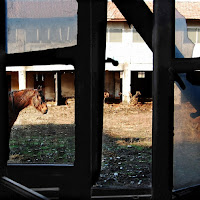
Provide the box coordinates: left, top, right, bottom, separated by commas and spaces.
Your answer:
6, 1, 200, 104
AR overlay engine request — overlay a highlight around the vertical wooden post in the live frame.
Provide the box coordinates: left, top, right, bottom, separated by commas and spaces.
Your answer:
60, 0, 107, 199
152, 0, 174, 199
0, 0, 9, 170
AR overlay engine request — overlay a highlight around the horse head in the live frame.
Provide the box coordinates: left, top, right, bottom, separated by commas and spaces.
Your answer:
32, 86, 48, 114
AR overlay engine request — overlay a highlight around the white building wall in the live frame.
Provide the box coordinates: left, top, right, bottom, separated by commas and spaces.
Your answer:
106, 22, 153, 102
7, 19, 154, 103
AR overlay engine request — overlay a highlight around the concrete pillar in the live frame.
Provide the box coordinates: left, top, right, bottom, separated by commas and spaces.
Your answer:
55, 72, 62, 105
18, 69, 26, 90
122, 63, 131, 103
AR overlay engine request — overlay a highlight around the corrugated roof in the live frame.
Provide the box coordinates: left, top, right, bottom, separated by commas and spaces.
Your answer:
107, 1, 200, 21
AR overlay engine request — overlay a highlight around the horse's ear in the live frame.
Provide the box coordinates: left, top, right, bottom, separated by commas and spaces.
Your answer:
37, 85, 42, 93
37, 85, 42, 92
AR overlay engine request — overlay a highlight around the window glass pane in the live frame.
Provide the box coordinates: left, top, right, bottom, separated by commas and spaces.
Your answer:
138, 72, 145, 79
62, 27, 73, 42
6, 0, 78, 53
7, 28, 16, 43
7, 66, 75, 164
197, 29, 200, 43
50, 28, 61, 42
39, 28, 49, 43
133, 28, 144, 43
96, 71, 152, 189
174, 72, 200, 190
175, 2, 195, 58
187, 28, 196, 44
26, 28, 38, 43
109, 29, 122, 42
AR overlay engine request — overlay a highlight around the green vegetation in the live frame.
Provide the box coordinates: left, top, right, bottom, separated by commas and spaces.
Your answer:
9, 125, 75, 164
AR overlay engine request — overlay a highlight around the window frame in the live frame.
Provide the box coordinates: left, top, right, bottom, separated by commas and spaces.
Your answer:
1, 0, 107, 198
107, 28, 123, 43
3, 0, 200, 199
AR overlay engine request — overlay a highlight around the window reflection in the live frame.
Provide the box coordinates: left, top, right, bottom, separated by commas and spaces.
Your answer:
175, 9, 194, 58
6, 0, 78, 53
174, 73, 200, 190
7, 66, 75, 164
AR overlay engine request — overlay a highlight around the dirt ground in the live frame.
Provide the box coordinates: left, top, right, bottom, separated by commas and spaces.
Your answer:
99, 102, 152, 188
9, 100, 153, 189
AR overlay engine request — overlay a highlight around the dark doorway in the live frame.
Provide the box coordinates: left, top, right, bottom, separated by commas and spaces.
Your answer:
131, 71, 152, 101
34, 73, 45, 95
7, 75, 11, 92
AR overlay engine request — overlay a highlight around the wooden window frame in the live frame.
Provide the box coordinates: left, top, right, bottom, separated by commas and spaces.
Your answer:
1, 0, 107, 199
2, 0, 200, 199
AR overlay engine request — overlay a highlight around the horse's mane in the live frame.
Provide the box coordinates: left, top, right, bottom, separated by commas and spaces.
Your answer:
8, 88, 37, 99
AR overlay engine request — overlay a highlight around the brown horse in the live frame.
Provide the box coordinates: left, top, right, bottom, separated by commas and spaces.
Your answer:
8, 86, 48, 134
0, 86, 48, 166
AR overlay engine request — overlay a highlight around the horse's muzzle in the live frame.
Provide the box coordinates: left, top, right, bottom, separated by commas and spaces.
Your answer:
43, 108, 48, 114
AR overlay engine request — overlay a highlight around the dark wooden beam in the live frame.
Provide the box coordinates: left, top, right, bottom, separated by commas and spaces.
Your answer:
112, 0, 153, 51
0, 0, 9, 167
0, 176, 49, 200
6, 46, 77, 67
152, 0, 174, 199
172, 58, 200, 72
